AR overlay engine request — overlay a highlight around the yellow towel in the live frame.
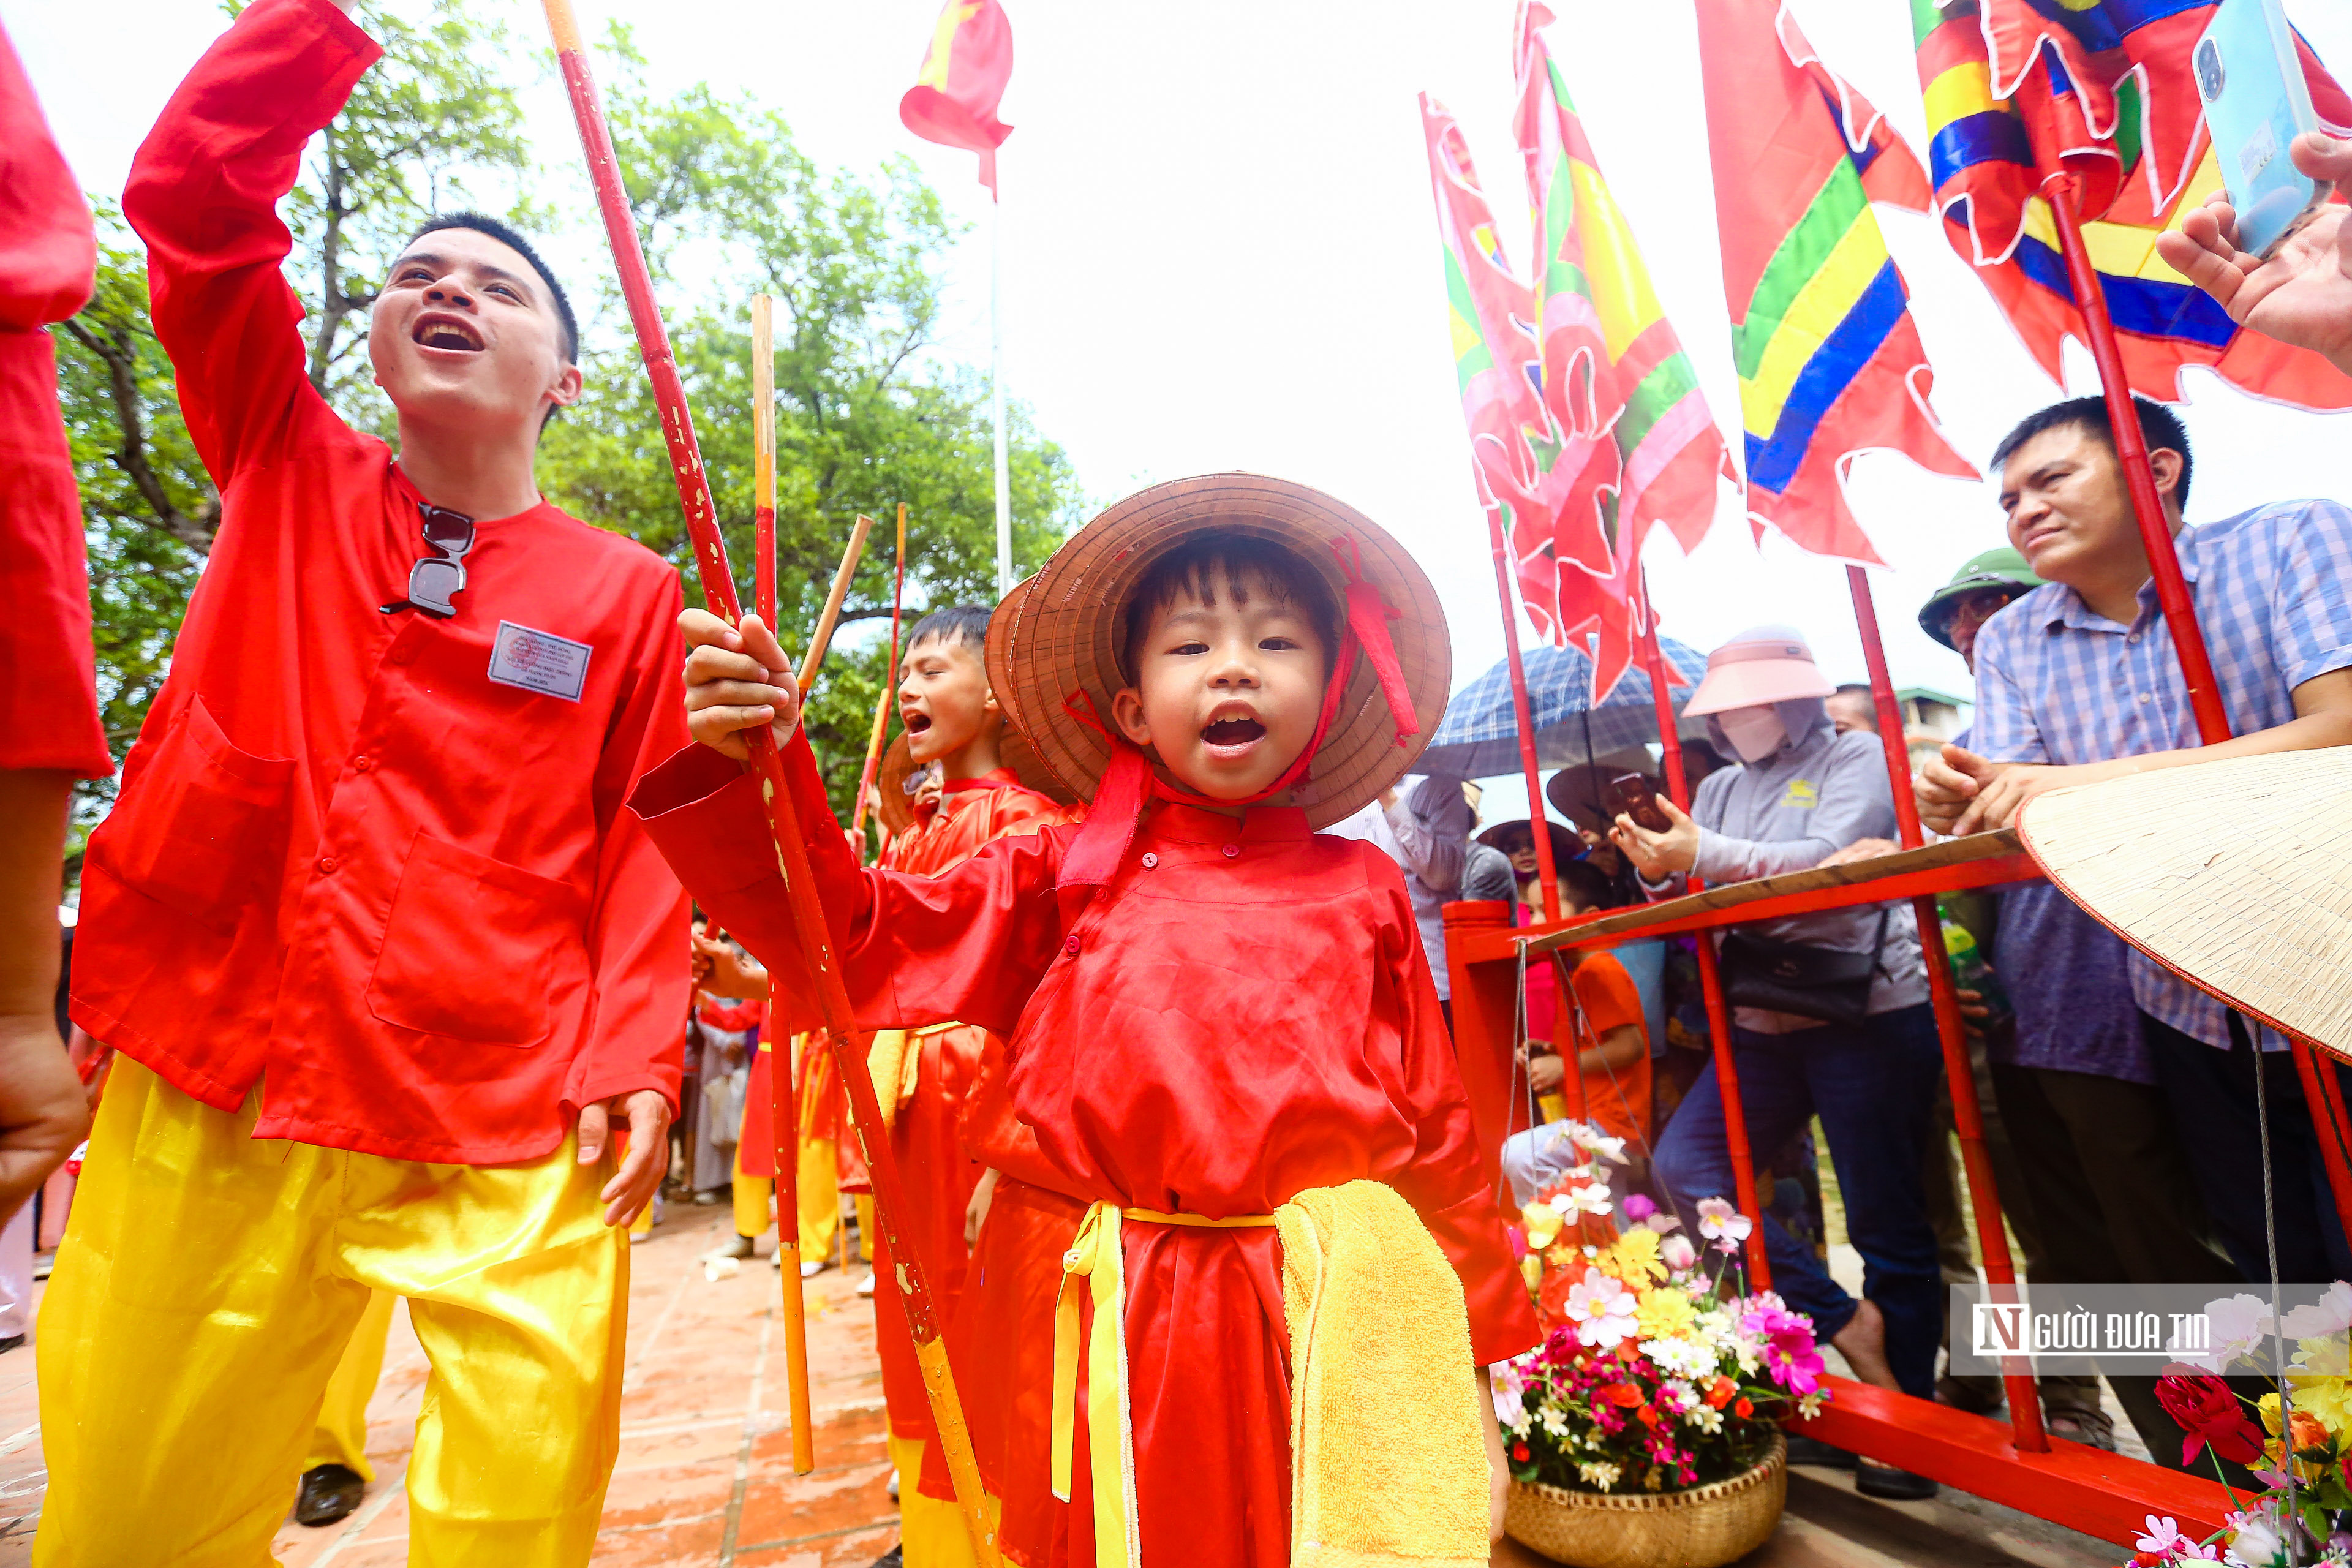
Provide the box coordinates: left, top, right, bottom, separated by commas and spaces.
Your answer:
1278, 1180, 1490, 1568
1051, 1184, 1488, 1567
865, 1023, 948, 1129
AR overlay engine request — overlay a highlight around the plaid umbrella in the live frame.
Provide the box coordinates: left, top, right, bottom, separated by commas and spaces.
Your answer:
1420, 638, 1708, 780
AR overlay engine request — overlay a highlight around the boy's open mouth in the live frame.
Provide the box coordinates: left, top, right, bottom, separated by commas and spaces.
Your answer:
412, 315, 485, 352
1201, 717, 1266, 747
903, 710, 932, 734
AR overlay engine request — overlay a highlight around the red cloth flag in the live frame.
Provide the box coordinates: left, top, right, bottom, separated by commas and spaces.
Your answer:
1700, 0, 1976, 564
900, 0, 1014, 194
1418, 94, 1553, 617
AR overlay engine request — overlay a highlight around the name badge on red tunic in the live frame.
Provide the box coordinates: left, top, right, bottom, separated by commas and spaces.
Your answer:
488, 621, 592, 702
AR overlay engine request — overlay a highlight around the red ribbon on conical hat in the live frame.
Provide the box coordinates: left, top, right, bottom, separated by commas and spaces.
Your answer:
1055, 539, 1419, 890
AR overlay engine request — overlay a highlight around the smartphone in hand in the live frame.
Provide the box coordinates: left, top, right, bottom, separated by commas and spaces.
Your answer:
2194, 0, 2325, 260
1608, 772, 1672, 834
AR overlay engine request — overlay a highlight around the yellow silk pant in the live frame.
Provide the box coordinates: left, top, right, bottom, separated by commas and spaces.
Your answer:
36, 1059, 628, 1568
303, 1288, 398, 1479
729, 1136, 848, 1259
884, 1433, 989, 1568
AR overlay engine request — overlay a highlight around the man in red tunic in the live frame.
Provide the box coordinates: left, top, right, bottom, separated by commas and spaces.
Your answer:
634, 478, 1540, 1567
40, 0, 688, 1558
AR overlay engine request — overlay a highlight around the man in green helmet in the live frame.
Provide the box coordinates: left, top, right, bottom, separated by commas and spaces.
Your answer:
1919, 548, 2041, 674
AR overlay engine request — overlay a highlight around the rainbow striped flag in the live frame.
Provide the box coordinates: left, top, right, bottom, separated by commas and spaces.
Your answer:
1917, 0, 2352, 409
1512, 2, 1732, 699
1699, 0, 1975, 565
1975, 0, 2347, 219
1419, 94, 1552, 605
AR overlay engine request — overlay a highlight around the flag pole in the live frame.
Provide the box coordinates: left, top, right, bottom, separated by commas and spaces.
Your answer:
2040, 170, 2352, 1243
751, 292, 816, 1476
991, 185, 1012, 598
1846, 565, 2046, 1453
541, 7, 1000, 1555
1634, 571, 1766, 1287
1487, 514, 1560, 923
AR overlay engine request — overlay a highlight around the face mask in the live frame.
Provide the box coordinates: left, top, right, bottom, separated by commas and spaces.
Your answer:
1717, 706, 1787, 763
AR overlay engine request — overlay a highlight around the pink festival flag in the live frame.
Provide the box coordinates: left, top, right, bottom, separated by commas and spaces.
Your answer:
900, 0, 1014, 194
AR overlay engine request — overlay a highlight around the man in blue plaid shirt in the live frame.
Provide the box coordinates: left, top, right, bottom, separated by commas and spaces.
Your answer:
1920, 394, 2352, 1289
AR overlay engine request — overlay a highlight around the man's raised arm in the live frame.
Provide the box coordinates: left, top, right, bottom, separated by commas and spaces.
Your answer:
123, 0, 377, 483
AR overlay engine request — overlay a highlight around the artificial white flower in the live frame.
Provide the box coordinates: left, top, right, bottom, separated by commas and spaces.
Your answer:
1564, 1268, 1641, 1349
1577, 1459, 1623, 1490
1660, 1234, 1698, 1272
1641, 1335, 1719, 1380
1696, 1197, 1753, 1251
2281, 1282, 2352, 1340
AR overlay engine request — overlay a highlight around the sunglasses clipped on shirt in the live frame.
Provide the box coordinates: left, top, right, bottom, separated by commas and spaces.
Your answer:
380, 503, 477, 620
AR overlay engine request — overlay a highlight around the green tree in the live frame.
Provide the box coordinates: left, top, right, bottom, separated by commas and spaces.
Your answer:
540, 36, 1085, 807
56, 12, 1080, 843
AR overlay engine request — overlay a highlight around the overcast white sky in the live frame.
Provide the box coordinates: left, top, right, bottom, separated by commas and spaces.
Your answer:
15, 0, 2351, 824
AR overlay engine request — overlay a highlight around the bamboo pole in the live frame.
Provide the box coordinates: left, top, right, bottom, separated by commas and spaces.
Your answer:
540, 9, 999, 1555
750, 293, 816, 1477
2040, 172, 2352, 1247
1487, 512, 1559, 923
850, 505, 911, 839
1634, 574, 1769, 1287
799, 514, 875, 696
1847, 567, 2046, 1454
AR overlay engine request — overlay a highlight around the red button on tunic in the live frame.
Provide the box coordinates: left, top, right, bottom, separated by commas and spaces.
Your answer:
632, 738, 1540, 1568
69, 0, 691, 1164
0, 18, 111, 779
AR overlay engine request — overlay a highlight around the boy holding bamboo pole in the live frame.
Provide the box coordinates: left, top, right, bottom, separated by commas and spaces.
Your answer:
699, 600, 1073, 1564
634, 475, 1539, 1567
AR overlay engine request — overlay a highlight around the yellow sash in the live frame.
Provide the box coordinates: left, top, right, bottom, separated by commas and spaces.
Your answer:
1050, 1202, 1277, 1568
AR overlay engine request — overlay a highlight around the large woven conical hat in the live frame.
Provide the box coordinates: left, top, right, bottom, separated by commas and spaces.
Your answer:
986, 473, 1449, 829
2016, 748, 2352, 1058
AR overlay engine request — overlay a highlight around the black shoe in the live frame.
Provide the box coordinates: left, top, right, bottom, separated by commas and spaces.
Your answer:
1784, 1434, 1857, 1469
295, 1463, 366, 1527
1855, 1462, 1939, 1501
871, 1549, 903, 1568
0, 1335, 23, 1355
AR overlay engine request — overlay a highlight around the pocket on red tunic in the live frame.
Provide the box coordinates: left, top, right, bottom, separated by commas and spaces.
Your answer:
366, 831, 584, 1046
86, 694, 295, 932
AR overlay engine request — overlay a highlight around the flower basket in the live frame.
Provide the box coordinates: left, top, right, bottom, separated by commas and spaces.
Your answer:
1504, 1433, 1786, 1568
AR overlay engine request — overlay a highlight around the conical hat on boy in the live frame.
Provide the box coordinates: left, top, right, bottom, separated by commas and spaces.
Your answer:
989, 473, 1449, 833
2016, 748, 2352, 1060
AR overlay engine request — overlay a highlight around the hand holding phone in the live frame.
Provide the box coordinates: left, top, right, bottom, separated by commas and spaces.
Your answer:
1608, 772, 1672, 834
2193, 0, 2324, 260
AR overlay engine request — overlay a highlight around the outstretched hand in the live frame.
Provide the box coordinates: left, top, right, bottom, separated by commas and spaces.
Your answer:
680, 608, 801, 761
2154, 132, 2352, 376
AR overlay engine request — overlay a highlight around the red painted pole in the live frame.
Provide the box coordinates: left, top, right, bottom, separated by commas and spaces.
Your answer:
1636, 574, 1768, 1287
542, 7, 998, 1555
1847, 567, 2046, 1453
2041, 172, 2352, 1251
1489, 511, 1560, 924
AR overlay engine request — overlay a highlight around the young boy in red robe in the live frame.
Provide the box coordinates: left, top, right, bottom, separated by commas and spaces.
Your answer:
41, 0, 687, 1556
698, 603, 1073, 1567
632, 476, 1539, 1567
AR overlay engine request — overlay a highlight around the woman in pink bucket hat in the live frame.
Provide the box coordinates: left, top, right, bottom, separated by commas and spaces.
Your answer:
1611, 625, 1947, 1501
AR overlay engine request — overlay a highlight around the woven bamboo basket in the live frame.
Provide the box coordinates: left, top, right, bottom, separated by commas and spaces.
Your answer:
1504, 1433, 1786, 1568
